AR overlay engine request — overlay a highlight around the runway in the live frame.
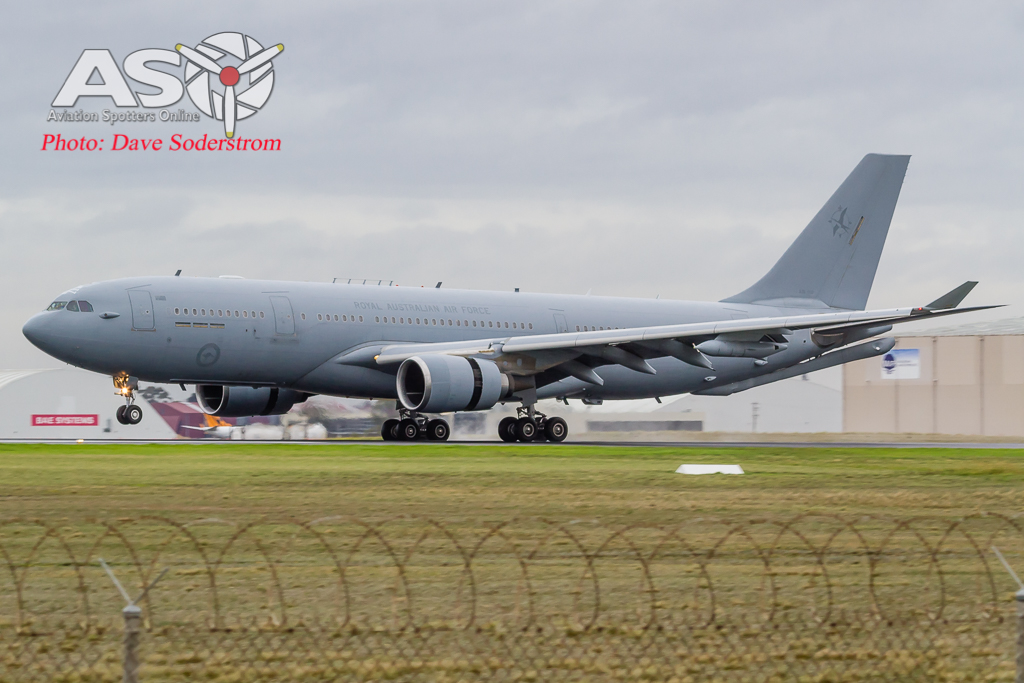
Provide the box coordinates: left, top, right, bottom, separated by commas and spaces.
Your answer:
2, 439, 1023, 449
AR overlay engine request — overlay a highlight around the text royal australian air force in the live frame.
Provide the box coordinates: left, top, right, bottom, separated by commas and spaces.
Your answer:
43, 31, 285, 150
355, 300, 491, 315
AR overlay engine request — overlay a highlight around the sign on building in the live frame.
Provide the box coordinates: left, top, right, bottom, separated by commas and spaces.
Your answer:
881, 349, 920, 380
31, 414, 99, 426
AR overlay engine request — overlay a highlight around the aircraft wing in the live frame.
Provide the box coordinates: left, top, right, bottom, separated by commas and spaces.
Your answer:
371, 284, 998, 383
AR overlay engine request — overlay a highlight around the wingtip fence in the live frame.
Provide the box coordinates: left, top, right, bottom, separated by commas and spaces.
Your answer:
2, 512, 1024, 681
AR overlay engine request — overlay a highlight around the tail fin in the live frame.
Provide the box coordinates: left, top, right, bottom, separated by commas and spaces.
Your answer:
723, 153, 910, 310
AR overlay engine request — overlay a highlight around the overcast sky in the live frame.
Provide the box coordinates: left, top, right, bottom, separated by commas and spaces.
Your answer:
2, 1, 1023, 368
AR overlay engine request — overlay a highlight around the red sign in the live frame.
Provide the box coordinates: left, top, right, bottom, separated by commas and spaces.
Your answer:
32, 414, 99, 426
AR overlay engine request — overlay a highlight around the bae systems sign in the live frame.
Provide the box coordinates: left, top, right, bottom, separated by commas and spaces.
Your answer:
43, 32, 284, 153
32, 414, 99, 426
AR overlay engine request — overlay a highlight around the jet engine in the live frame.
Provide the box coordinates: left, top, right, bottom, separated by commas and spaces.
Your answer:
196, 385, 310, 417
397, 355, 512, 412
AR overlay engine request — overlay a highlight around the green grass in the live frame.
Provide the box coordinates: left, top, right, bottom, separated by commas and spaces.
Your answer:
0, 442, 1022, 522
1, 444, 1021, 680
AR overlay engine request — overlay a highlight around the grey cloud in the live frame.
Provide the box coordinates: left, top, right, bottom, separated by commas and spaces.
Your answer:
2, 1, 1023, 366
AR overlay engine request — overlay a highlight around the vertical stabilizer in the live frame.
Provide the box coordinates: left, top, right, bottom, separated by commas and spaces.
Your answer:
723, 154, 910, 310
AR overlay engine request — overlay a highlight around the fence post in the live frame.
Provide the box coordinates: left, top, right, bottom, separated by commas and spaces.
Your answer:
99, 559, 167, 683
1017, 589, 1024, 683
123, 603, 142, 683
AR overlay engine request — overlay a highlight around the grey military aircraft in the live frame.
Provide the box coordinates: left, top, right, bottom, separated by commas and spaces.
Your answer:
22, 154, 997, 442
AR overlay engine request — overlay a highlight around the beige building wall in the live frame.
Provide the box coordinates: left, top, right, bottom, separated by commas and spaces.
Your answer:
843, 334, 1024, 436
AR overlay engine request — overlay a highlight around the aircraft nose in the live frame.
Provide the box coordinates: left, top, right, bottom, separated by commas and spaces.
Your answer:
22, 314, 54, 351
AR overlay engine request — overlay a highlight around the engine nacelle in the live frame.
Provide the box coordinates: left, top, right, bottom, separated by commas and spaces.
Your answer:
196, 385, 310, 417
397, 355, 510, 412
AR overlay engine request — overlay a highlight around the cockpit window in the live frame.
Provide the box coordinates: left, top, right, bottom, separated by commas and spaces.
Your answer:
46, 301, 68, 311
66, 300, 80, 312
78, 301, 94, 312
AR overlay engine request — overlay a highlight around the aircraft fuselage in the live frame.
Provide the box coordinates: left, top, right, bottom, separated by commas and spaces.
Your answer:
22, 276, 829, 402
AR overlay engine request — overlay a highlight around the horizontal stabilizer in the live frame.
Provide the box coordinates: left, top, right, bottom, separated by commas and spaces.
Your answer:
926, 281, 978, 310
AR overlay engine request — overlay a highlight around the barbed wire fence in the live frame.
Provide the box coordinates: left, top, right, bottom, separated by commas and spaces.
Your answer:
2, 512, 1024, 681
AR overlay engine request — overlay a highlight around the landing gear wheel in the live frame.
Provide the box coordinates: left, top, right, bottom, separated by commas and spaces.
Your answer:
124, 404, 143, 425
398, 418, 420, 441
116, 405, 129, 425
515, 417, 537, 442
498, 417, 518, 443
426, 419, 450, 441
544, 417, 568, 442
381, 418, 399, 441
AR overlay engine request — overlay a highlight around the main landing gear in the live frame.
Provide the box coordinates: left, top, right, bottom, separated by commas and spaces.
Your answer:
380, 410, 451, 442
113, 374, 143, 425
498, 406, 568, 443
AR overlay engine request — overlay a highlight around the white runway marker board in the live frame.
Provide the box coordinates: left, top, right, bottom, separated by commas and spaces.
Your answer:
675, 464, 744, 475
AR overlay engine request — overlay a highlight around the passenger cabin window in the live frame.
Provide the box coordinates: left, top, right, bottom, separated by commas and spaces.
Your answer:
66, 300, 80, 312
46, 301, 68, 311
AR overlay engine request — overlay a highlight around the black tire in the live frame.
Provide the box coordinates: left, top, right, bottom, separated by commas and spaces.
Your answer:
125, 404, 143, 425
515, 417, 537, 442
544, 417, 568, 442
427, 419, 450, 441
116, 405, 129, 425
398, 418, 420, 441
498, 416, 517, 443
381, 418, 399, 441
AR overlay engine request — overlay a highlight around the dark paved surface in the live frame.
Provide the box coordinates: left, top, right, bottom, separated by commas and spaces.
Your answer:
2, 439, 1023, 448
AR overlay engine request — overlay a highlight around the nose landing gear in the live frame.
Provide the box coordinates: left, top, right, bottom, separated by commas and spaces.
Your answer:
113, 374, 143, 425
116, 404, 143, 425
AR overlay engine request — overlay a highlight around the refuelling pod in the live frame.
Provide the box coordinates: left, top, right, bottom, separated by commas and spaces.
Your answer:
695, 339, 788, 359
397, 355, 511, 412
196, 385, 310, 417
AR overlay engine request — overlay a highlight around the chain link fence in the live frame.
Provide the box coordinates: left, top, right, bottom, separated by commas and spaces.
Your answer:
2, 513, 1023, 681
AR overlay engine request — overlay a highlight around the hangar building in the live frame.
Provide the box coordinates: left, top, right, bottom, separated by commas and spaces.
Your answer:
843, 318, 1024, 436
0, 368, 176, 439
